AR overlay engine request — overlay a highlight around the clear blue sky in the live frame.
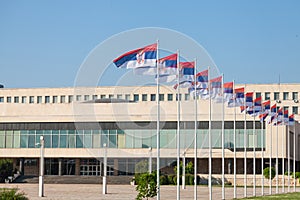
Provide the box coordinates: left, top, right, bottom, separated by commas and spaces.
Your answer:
0, 0, 299, 88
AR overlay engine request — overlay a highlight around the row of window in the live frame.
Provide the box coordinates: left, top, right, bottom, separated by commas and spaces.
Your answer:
0, 129, 265, 149
256, 92, 298, 101
0, 93, 191, 104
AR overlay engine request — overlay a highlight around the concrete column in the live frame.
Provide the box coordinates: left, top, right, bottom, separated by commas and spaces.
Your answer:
75, 159, 80, 176
19, 158, 24, 175
58, 158, 62, 176
114, 159, 118, 176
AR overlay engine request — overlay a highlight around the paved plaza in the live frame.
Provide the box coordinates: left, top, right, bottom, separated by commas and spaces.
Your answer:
1, 183, 300, 200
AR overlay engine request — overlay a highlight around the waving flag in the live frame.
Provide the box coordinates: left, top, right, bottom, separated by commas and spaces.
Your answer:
188, 69, 209, 99
113, 43, 157, 69
223, 82, 233, 102
228, 87, 244, 107
262, 100, 270, 113
274, 107, 283, 125
210, 76, 222, 101
283, 109, 289, 125
259, 112, 268, 122
156, 54, 177, 83
267, 104, 277, 124
254, 96, 262, 112
173, 62, 194, 89
245, 92, 253, 107
288, 114, 295, 125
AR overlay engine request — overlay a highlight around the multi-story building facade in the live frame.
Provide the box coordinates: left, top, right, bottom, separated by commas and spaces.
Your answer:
0, 84, 299, 177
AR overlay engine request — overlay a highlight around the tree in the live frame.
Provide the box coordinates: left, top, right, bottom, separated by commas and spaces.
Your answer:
135, 172, 157, 200
0, 159, 13, 183
174, 161, 194, 175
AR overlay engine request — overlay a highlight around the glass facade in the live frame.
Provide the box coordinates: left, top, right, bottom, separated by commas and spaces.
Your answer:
0, 127, 265, 149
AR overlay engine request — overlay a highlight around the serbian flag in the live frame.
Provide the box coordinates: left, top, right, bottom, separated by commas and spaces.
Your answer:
210, 76, 222, 101
113, 43, 157, 69
188, 69, 209, 99
223, 82, 233, 102
245, 92, 253, 107
254, 96, 262, 113
173, 62, 194, 89
259, 112, 268, 122
273, 107, 283, 125
156, 54, 177, 83
262, 100, 270, 113
288, 114, 295, 125
283, 110, 289, 125
267, 104, 277, 124
228, 87, 244, 107
240, 105, 247, 113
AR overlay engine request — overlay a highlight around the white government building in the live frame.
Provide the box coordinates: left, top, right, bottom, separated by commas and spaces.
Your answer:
0, 84, 299, 178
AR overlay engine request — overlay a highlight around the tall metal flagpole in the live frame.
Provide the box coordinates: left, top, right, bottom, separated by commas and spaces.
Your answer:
269, 121, 273, 195
253, 113, 256, 197
261, 116, 264, 196
282, 122, 285, 193
244, 86, 247, 198
208, 67, 212, 200
221, 74, 225, 200
293, 123, 296, 192
276, 108, 279, 194
233, 80, 237, 199
194, 59, 198, 200
156, 40, 161, 200
176, 50, 181, 200
287, 123, 290, 192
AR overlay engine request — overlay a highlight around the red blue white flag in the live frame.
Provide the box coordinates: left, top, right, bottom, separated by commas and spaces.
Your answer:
113, 43, 157, 69
156, 54, 178, 83
188, 69, 209, 99
228, 87, 244, 107
245, 92, 253, 107
288, 114, 295, 126
223, 82, 233, 102
173, 62, 194, 89
210, 76, 222, 101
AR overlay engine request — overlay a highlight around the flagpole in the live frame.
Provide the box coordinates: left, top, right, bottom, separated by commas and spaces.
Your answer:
194, 59, 198, 200
282, 120, 285, 193
156, 40, 160, 200
261, 115, 264, 196
276, 107, 279, 194
287, 123, 290, 192
253, 112, 256, 197
208, 67, 212, 200
233, 80, 237, 199
221, 74, 225, 200
269, 120, 272, 195
293, 123, 296, 192
244, 85, 247, 198
176, 50, 181, 200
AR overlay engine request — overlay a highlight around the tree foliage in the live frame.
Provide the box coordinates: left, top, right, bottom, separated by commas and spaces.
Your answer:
263, 167, 275, 180
135, 172, 157, 200
174, 161, 194, 175
0, 188, 28, 200
0, 159, 13, 183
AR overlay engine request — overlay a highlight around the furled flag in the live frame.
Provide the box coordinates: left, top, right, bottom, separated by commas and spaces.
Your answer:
210, 76, 222, 101
223, 82, 233, 103
113, 43, 157, 69
288, 114, 295, 126
228, 87, 244, 107
156, 54, 178, 83
188, 69, 209, 99
173, 62, 194, 89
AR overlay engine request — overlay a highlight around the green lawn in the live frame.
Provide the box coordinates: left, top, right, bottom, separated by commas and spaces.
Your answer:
238, 192, 300, 199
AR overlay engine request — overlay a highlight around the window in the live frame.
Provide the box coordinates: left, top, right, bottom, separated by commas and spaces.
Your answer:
37, 96, 42, 104
185, 94, 190, 101
292, 106, 298, 114
92, 95, 98, 100
21, 96, 26, 103
159, 94, 164, 101
109, 94, 114, 99
168, 94, 173, 101
84, 95, 90, 101
53, 96, 58, 103
293, 92, 298, 100
283, 106, 289, 112
255, 92, 261, 99
176, 94, 182, 101
76, 95, 81, 101
117, 94, 122, 99
14, 96, 19, 103
7, 96, 11, 103
0, 97, 4, 103
29, 96, 34, 103
150, 94, 156, 101
283, 92, 289, 100
100, 95, 106, 99
125, 94, 130, 101
45, 96, 50, 103
60, 95, 65, 103
265, 92, 270, 100
68, 95, 73, 103
133, 94, 139, 101
274, 92, 279, 100
142, 94, 147, 101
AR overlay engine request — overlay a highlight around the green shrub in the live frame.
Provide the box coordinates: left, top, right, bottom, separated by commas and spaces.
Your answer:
263, 167, 275, 180
159, 175, 168, 185
135, 172, 157, 200
167, 175, 175, 185
173, 175, 182, 185
292, 172, 300, 179
0, 159, 13, 183
0, 188, 28, 200
188, 174, 195, 185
